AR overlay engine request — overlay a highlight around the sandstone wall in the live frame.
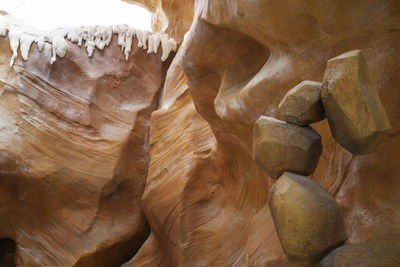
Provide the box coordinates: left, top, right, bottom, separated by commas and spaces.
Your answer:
128, 0, 400, 266
0, 0, 399, 266
0, 34, 171, 266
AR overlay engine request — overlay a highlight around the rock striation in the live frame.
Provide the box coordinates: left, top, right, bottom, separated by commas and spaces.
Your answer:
0, 0, 400, 266
0, 26, 173, 266
126, 0, 400, 266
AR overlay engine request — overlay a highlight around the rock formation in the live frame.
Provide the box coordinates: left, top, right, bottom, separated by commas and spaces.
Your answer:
278, 81, 325, 126
128, 0, 400, 266
322, 50, 391, 155
320, 240, 400, 267
0, 0, 400, 266
253, 116, 322, 179
269, 172, 347, 263
123, 0, 194, 43
0, 27, 173, 265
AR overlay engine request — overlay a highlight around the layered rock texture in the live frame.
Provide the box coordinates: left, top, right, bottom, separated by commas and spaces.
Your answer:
0, 30, 172, 265
1, 0, 400, 266
128, 0, 400, 266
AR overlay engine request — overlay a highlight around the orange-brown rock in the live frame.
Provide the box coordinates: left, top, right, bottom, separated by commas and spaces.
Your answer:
0, 33, 172, 266
320, 240, 400, 267
253, 116, 322, 179
125, 0, 400, 266
278, 81, 325, 126
125, 0, 194, 42
0, 0, 399, 266
322, 50, 391, 155
269, 172, 347, 262
124, 26, 294, 267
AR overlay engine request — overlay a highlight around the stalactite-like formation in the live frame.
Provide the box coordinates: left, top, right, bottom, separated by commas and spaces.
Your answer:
0, 14, 177, 66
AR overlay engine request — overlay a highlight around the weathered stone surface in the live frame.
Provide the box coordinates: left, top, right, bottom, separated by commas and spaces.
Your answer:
320, 240, 400, 267
278, 81, 325, 126
322, 50, 391, 155
0, 33, 172, 266
127, 0, 400, 265
253, 116, 322, 179
0, 0, 399, 266
269, 172, 347, 262
125, 0, 194, 42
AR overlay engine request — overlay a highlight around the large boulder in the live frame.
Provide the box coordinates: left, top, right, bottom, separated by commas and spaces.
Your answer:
321, 50, 391, 155
269, 172, 347, 262
253, 116, 322, 179
278, 80, 325, 126
320, 240, 400, 267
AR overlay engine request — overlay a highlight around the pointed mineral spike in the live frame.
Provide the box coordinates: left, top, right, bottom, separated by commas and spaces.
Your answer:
253, 116, 322, 179
322, 50, 391, 155
278, 80, 325, 126
269, 172, 347, 262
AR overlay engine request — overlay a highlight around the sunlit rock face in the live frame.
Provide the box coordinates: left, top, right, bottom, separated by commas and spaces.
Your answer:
125, 0, 194, 42
0, 0, 399, 266
0, 31, 172, 266
128, 0, 400, 266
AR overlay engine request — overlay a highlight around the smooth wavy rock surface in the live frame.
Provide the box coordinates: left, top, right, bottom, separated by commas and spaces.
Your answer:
128, 0, 400, 266
0, 32, 172, 266
0, 0, 399, 266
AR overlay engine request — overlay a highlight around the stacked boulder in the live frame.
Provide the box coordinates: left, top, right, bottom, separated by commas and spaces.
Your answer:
253, 116, 322, 179
269, 172, 347, 263
252, 50, 392, 265
322, 50, 391, 155
278, 80, 325, 126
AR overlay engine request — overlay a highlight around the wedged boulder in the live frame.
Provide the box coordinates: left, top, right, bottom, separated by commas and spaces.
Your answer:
278, 81, 325, 126
269, 172, 347, 262
253, 116, 322, 179
319, 240, 400, 267
321, 50, 391, 155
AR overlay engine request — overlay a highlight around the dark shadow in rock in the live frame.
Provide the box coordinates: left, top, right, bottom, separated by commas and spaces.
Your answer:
0, 238, 16, 267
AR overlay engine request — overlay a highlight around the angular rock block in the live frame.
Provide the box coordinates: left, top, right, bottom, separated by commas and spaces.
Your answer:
322, 50, 391, 155
278, 80, 325, 126
269, 172, 347, 262
253, 116, 322, 179
320, 240, 400, 267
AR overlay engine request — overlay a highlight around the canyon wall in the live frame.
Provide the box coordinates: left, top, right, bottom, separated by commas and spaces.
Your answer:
0, 33, 172, 266
0, 0, 399, 266
127, 0, 400, 266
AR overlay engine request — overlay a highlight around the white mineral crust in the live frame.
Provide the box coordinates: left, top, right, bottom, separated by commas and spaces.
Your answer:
0, 14, 177, 66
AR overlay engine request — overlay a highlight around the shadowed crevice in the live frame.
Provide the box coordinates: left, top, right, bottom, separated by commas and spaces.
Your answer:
0, 238, 16, 267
